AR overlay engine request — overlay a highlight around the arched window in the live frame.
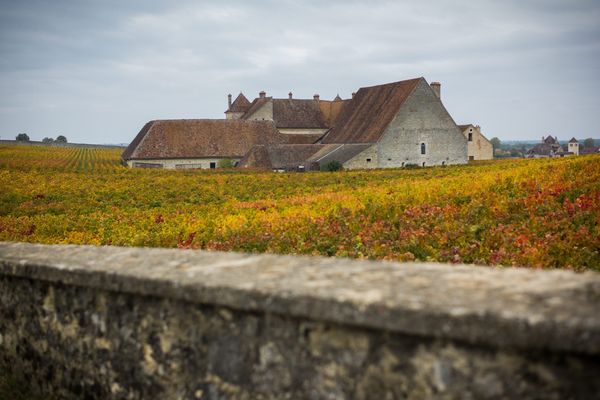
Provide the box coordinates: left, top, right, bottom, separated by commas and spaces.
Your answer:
420, 143, 426, 154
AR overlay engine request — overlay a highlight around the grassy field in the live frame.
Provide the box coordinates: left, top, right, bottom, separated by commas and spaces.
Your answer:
0, 144, 598, 270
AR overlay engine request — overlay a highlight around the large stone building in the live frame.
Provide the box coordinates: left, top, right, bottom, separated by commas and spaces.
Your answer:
122, 77, 468, 170
457, 124, 493, 160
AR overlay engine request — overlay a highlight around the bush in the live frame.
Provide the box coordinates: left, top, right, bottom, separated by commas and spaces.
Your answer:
321, 160, 342, 172
55, 135, 67, 143
15, 133, 30, 142
42, 137, 54, 143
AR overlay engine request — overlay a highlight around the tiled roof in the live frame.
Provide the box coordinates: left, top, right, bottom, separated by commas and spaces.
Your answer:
544, 136, 558, 144
569, 137, 578, 143
319, 99, 351, 128
306, 143, 373, 165
283, 133, 325, 144
527, 143, 564, 156
272, 99, 327, 128
239, 144, 325, 170
227, 93, 251, 113
122, 119, 286, 160
321, 77, 422, 143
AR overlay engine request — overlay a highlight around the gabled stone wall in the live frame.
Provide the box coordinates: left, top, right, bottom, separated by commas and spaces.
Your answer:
378, 79, 468, 168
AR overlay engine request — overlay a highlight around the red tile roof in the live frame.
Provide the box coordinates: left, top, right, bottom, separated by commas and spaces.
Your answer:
122, 119, 286, 160
321, 77, 422, 143
272, 99, 327, 128
227, 93, 251, 113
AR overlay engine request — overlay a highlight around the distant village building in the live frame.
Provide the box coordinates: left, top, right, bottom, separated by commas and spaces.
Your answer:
527, 135, 573, 158
580, 146, 600, 155
568, 137, 579, 156
457, 124, 493, 160
122, 77, 468, 170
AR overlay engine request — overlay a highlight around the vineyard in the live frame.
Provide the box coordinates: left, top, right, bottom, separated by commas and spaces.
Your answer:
0, 144, 598, 270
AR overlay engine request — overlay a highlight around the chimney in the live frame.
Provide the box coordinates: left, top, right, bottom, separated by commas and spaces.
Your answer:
313, 94, 320, 101
227, 94, 232, 109
259, 90, 266, 99
430, 82, 441, 98
288, 92, 293, 99
352, 92, 356, 99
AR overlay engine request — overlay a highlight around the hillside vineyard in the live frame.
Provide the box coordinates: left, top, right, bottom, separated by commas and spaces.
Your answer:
0, 145, 598, 270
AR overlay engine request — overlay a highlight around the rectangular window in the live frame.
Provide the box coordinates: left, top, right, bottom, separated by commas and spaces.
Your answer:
420, 143, 426, 155
468, 132, 473, 141
210, 162, 216, 169
366, 158, 372, 163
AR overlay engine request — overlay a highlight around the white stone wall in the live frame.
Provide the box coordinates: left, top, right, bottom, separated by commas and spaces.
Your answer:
127, 158, 241, 170
377, 79, 468, 168
343, 146, 378, 170
279, 128, 328, 135
568, 142, 579, 156
246, 100, 273, 121
463, 126, 493, 160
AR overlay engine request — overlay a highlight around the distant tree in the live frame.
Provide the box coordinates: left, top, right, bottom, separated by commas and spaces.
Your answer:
321, 160, 342, 172
42, 137, 54, 143
55, 135, 68, 143
583, 138, 595, 148
16, 133, 30, 142
218, 158, 234, 168
490, 137, 501, 149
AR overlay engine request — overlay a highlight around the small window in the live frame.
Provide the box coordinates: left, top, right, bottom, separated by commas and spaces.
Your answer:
420, 143, 426, 155
366, 158, 372, 163
210, 162, 216, 169
422, 162, 426, 167
468, 132, 473, 141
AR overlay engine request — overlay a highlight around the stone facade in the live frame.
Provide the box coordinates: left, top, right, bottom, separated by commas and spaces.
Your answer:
377, 80, 467, 168
459, 125, 494, 160
342, 145, 378, 170
278, 128, 328, 136
1, 242, 599, 399
246, 100, 273, 122
127, 158, 240, 169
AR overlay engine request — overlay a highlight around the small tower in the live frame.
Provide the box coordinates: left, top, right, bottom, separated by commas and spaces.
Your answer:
568, 137, 579, 156
225, 92, 251, 120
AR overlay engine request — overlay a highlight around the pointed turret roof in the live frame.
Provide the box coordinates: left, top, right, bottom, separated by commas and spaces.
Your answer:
227, 93, 251, 113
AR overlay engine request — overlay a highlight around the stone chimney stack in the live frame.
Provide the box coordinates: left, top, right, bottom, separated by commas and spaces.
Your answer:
430, 82, 441, 99
259, 91, 266, 99
227, 94, 232, 109
288, 92, 293, 99
313, 94, 320, 101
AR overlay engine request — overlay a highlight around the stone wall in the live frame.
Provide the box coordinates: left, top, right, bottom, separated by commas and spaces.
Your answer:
127, 158, 241, 169
343, 145, 378, 170
0, 242, 599, 399
246, 100, 273, 122
378, 79, 468, 168
462, 126, 494, 160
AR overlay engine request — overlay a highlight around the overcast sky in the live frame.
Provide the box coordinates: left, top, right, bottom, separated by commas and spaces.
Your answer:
1, 0, 599, 144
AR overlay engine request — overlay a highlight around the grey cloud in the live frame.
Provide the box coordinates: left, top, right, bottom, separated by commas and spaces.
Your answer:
0, 0, 599, 143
